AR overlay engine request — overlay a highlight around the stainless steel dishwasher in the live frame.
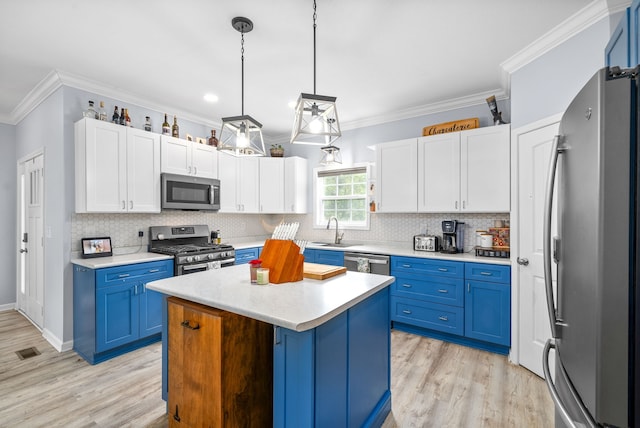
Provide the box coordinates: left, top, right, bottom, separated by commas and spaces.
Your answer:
344, 252, 390, 275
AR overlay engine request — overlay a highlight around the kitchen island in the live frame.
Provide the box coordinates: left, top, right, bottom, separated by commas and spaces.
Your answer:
146, 264, 395, 428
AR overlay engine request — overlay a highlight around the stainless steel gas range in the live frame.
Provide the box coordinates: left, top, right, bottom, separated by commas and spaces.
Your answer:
148, 225, 235, 275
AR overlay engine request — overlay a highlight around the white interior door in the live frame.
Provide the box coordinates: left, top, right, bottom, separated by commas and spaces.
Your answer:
516, 120, 558, 377
17, 153, 45, 328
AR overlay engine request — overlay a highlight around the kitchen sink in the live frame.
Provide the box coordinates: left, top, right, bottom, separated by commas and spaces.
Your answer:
310, 241, 357, 248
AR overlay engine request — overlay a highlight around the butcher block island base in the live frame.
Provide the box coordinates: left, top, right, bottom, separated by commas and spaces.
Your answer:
147, 264, 395, 427
167, 297, 272, 427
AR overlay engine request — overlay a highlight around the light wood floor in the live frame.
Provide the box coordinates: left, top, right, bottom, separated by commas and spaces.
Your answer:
0, 310, 553, 427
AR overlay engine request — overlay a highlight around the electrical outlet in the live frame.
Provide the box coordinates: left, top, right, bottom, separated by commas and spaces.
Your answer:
138, 230, 144, 238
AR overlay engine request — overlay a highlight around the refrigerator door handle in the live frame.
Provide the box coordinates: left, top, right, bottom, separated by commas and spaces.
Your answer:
543, 135, 565, 339
543, 339, 597, 428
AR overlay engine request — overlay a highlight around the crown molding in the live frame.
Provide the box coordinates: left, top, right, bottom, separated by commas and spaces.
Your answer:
9, 69, 222, 129
501, 0, 627, 74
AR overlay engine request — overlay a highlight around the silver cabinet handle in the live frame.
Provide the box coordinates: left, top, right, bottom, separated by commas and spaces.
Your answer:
455, 201, 458, 210
437, 289, 448, 293
402, 264, 411, 268
402, 309, 411, 314
438, 268, 448, 272
118, 273, 130, 278
480, 271, 492, 276
149, 269, 160, 273
194, 166, 197, 175
517, 257, 529, 266
188, 166, 192, 174
401, 283, 412, 288
129, 200, 133, 210
438, 316, 448, 322
122, 201, 126, 210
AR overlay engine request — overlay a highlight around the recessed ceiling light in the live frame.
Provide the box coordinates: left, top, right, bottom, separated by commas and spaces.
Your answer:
204, 93, 219, 103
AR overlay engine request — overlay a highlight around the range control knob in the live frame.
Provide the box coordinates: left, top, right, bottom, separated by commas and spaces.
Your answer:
208, 253, 215, 260
186, 256, 194, 263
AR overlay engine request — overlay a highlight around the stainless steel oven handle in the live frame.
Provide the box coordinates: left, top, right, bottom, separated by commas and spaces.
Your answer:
182, 263, 210, 272
209, 185, 214, 205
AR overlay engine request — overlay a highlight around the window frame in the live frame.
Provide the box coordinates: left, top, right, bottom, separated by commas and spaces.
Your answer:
312, 163, 372, 231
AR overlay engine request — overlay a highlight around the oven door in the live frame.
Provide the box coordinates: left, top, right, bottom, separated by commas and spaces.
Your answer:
177, 259, 234, 275
162, 173, 220, 211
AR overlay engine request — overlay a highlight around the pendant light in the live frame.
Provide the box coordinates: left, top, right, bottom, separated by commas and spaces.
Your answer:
219, 17, 266, 157
290, 0, 341, 146
320, 144, 342, 165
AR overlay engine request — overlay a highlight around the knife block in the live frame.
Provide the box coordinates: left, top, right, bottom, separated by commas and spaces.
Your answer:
259, 239, 304, 284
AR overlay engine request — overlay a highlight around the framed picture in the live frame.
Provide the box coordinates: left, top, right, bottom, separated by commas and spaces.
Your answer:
186, 133, 193, 142
196, 137, 207, 144
81, 237, 113, 258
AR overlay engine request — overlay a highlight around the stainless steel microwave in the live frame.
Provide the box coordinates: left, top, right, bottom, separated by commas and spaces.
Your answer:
161, 173, 220, 211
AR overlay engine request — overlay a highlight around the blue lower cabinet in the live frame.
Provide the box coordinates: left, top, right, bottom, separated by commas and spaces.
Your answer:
391, 295, 464, 335
73, 259, 173, 364
235, 247, 261, 264
304, 248, 344, 266
273, 287, 391, 428
465, 279, 511, 347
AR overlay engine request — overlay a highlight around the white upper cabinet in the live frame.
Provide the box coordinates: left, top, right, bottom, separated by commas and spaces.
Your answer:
75, 118, 160, 213
284, 157, 308, 214
417, 132, 460, 212
218, 153, 259, 213
459, 124, 510, 212
160, 136, 218, 179
217, 152, 239, 213
259, 157, 284, 213
375, 138, 418, 212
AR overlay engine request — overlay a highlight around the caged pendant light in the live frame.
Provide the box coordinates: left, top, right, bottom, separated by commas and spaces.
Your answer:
290, 0, 341, 146
218, 17, 266, 157
320, 144, 342, 165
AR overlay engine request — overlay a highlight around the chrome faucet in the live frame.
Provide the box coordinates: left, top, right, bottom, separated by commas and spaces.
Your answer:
327, 217, 344, 244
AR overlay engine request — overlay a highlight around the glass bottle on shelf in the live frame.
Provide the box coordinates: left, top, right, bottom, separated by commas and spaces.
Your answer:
83, 100, 97, 119
172, 115, 179, 138
208, 129, 219, 147
162, 114, 171, 135
125, 109, 131, 127
98, 101, 107, 121
144, 116, 152, 132
112, 106, 120, 123
119, 107, 126, 125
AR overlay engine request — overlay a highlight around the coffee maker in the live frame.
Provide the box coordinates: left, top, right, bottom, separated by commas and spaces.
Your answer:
441, 220, 465, 253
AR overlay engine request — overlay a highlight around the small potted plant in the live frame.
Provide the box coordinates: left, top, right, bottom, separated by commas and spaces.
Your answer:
270, 144, 285, 157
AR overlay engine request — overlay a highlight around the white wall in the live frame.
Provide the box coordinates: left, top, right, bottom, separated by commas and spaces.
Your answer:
0, 123, 16, 309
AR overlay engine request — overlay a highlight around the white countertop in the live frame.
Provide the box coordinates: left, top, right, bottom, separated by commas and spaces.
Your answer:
232, 240, 511, 266
146, 264, 394, 332
71, 252, 173, 269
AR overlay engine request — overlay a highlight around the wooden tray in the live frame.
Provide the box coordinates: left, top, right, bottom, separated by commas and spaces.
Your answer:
303, 263, 347, 280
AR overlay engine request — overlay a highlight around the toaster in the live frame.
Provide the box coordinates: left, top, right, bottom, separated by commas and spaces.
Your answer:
414, 235, 439, 252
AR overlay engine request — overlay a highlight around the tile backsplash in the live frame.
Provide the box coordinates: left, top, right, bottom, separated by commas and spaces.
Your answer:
71, 211, 509, 257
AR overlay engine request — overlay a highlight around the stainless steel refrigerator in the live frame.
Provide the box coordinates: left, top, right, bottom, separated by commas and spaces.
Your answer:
543, 66, 639, 428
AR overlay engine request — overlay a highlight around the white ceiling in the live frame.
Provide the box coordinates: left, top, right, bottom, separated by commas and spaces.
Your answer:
0, 0, 614, 141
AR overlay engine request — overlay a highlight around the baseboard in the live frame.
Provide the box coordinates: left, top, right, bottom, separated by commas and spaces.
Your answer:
0, 303, 17, 312
42, 328, 73, 352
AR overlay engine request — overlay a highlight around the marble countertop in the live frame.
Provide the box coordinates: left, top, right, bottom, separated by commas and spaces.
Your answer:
71, 252, 173, 269
232, 240, 511, 266
146, 264, 394, 332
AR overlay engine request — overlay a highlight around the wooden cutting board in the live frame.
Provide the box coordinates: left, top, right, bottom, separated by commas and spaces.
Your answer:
303, 262, 347, 280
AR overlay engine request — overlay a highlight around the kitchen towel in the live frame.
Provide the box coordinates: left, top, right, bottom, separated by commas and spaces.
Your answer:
357, 257, 370, 273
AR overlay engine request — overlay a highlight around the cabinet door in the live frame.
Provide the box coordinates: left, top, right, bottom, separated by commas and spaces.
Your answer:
464, 280, 511, 346
78, 119, 128, 212
160, 136, 191, 175
191, 143, 218, 179
235, 247, 260, 264
238, 157, 260, 213
315, 250, 344, 266
139, 283, 163, 338
96, 282, 139, 352
284, 157, 308, 213
218, 152, 239, 212
417, 133, 460, 212
303, 248, 317, 263
375, 138, 417, 212
605, 8, 630, 67
127, 128, 161, 212
168, 299, 223, 427
259, 157, 285, 213
460, 124, 510, 212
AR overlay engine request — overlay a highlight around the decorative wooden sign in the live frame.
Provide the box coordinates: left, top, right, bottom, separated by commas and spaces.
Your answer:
422, 117, 479, 136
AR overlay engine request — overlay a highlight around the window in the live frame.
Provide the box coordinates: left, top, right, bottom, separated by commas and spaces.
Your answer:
314, 164, 371, 230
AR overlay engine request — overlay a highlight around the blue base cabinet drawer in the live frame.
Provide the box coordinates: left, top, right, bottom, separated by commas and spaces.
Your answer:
391, 256, 463, 278
392, 275, 463, 307
391, 296, 464, 336
304, 249, 344, 266
465, 263, 510, 284
235, 247, 261, 264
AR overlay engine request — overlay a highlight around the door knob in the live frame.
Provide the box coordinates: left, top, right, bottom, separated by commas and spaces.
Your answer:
19, 248, 28, 253
517, 257, 529, 266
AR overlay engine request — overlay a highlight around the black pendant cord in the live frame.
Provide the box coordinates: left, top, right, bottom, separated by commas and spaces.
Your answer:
313, 0, 317, 95
241, 31, 245, 116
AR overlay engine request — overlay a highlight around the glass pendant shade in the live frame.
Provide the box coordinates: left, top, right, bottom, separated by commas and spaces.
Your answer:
320, 144, 342, 165
218, 115, 265, 157
291, 93, 341, 146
